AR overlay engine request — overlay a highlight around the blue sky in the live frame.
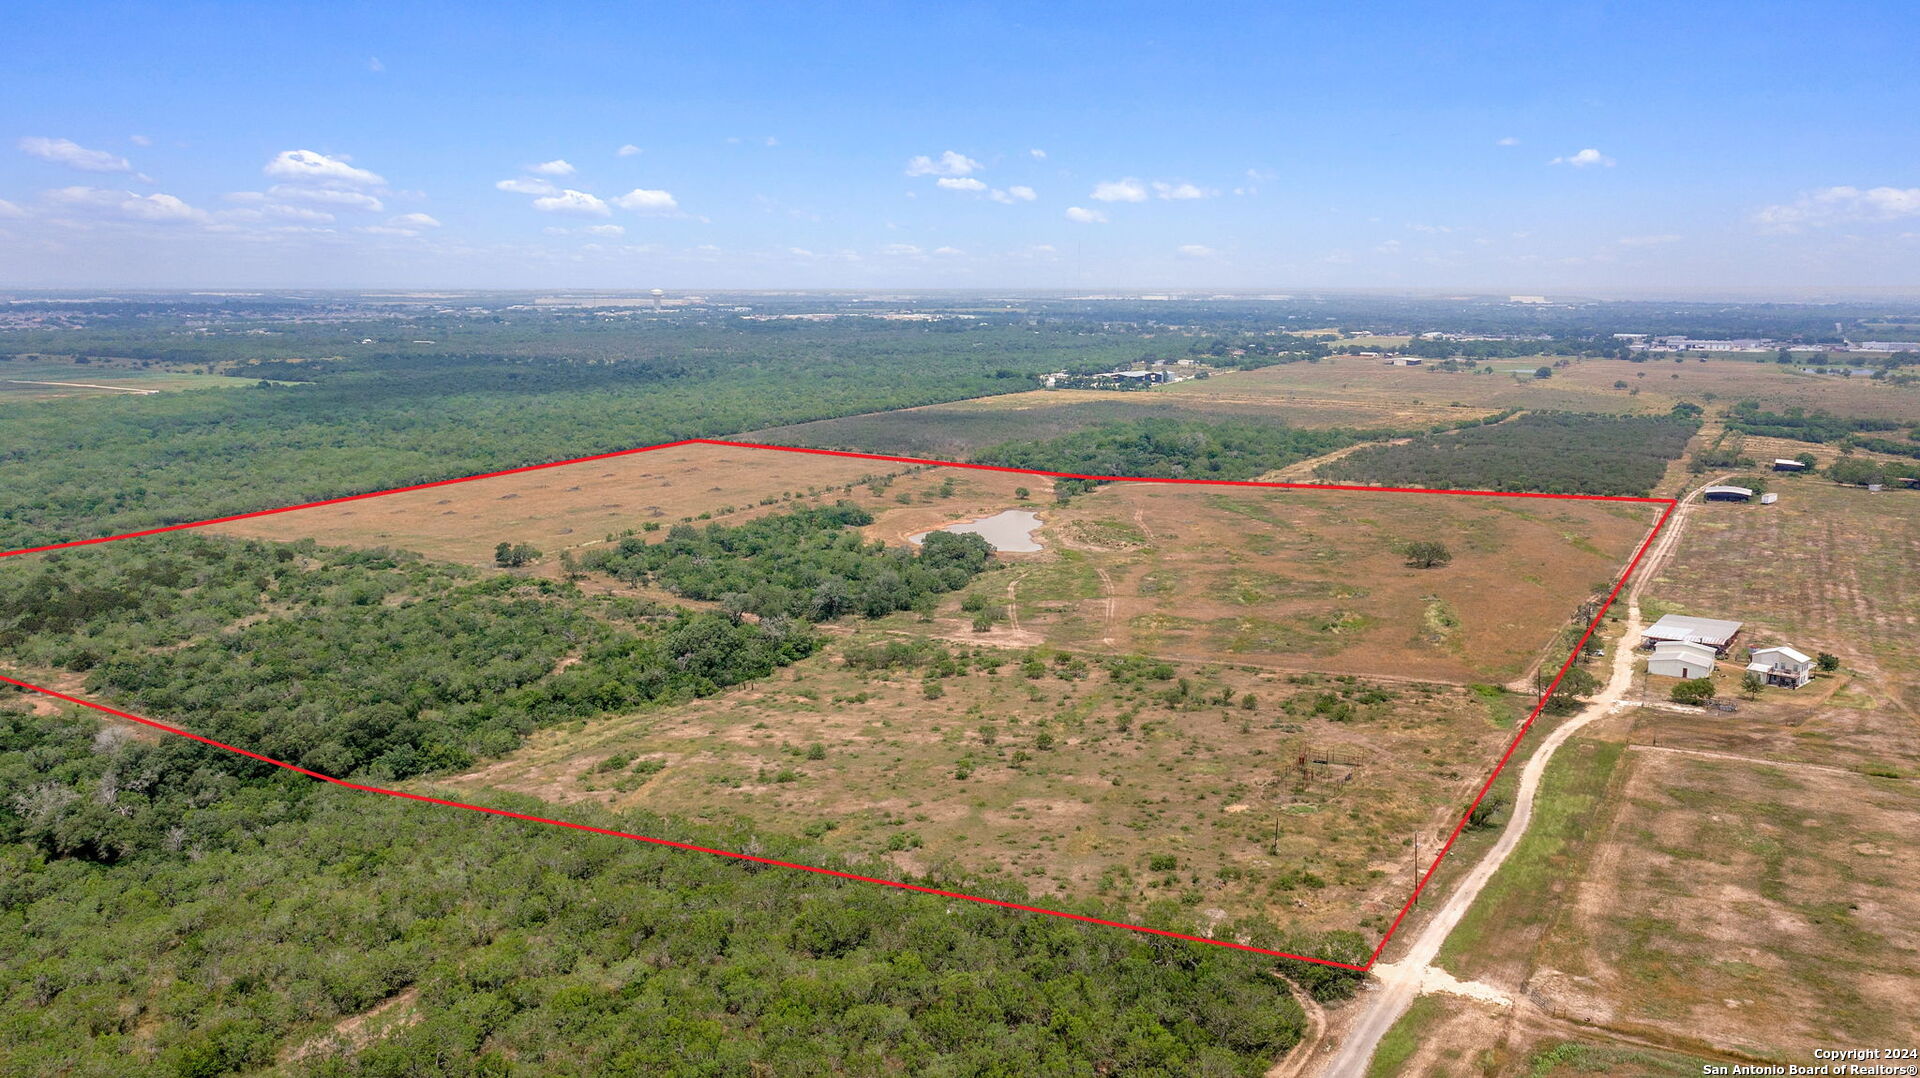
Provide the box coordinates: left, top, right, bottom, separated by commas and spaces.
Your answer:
3, 1, 1917, 292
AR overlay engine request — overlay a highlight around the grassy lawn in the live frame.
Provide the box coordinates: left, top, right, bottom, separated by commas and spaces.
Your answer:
1434, 736, 1625, 980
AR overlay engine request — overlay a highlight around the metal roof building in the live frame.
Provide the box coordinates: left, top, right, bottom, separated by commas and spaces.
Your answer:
1642, 614, 1744, 652
1648, 640, 1717, 680
1701, 485, 1755, 501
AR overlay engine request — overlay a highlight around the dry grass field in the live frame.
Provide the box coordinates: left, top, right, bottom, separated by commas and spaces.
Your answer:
210, 442, 1034, 569
1524, 748, 1920, 1059
1156, 354, 1919, 423
214, 442, 1656, 688
437, 637, 1531, 942
914, 480, 1653, 685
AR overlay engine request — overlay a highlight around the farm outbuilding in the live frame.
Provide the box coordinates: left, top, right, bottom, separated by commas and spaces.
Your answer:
1772, 459, 1807, 471
1701, 485, 1754, 501
1648, 640, 1717, 679
1747, 645, 1813, 688
1642, 614, 1744, 654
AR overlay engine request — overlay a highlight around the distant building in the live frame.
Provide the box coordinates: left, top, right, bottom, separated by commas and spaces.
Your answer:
1648, 640, 1717, 680
1508, 295, 1549, 304
1772, 459, 1807, 471
1383, 356, 1423, 366
1747, 645, 1813, 688
1701, 485, 1754, 502
1642, 614, 1744, 654
1759, 492, 1779, 505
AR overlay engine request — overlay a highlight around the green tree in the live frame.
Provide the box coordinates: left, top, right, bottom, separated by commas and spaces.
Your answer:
1740, 672, 1765, 699
1816, 651, 1841, 672
1670, 678, 1716, 706
1405, 541, 1453, 569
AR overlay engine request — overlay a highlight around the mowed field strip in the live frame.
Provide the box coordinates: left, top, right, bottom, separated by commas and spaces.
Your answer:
1, 438, 1674, 969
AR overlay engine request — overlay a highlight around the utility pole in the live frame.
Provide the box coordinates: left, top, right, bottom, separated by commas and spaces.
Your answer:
1411, 832, 1420, 907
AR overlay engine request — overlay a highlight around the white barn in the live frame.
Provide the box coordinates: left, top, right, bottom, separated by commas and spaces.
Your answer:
1748, 645, 1814, 688
1648, 640, 1717, 679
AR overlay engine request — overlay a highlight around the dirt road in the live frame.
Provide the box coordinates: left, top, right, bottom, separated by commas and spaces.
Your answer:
1312, 486, 1702, 1076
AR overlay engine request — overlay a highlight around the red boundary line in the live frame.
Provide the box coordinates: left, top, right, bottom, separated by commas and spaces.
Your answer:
0, 437, 1676, 971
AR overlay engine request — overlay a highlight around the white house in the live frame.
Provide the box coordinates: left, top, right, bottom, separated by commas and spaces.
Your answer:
1747, 645, 1814, 688
1642, 614, 1744, 654
1648, 640, 1717, 680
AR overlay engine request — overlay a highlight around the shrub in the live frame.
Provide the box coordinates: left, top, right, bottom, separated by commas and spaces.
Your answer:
1670, 678, 1716, 706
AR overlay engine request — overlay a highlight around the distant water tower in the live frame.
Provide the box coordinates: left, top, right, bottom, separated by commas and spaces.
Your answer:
650, 288, 665, 310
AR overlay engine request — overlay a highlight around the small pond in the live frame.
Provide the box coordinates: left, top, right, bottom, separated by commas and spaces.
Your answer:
908, 509, 1044, 553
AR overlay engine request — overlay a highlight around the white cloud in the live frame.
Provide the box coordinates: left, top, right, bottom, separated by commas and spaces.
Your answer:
585, 223, 625, 236
1617, 233, 1682, 246
129, 134, 153, 147
0, 198, 24, 219
1756, 185, 1920, 229
933, 245, 963, 256
905, 150, 980, 177
989, 185, 1037, 203
388, 212, 441, 229
763, 136, 779, 147
1548, 148, 1614, 168
1408, 223, 1454, 234
532, 189, 611, 216
881, 243, 924, 256
48, 186, 205, 223
1177, 243, 1218, 257
213, 203, 335, 225
611, 187, 678, 213
19, 136, 132, 173
1029, 148, 1047, 160
531, 159, 575, 176
1496, 136, 1519, 146
617, 144, 643, 157
496, 177, 558, 196
1065, 205, 1107, 223
264, 149, 385, 187
1152, 181, 1212, 200
368, 56, 385, 73
788, 246, 816, 257
269, 185, 384, 211
1091, 178, 1148, 202
936, 176, 986, 191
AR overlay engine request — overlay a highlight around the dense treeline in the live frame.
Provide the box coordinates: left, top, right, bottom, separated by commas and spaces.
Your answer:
0, 320, 1142, 550
0, 530, 1358, 1073
972, 417, 1364, 480
1828, 456, 1920, 486
970, 412, 1520, 485
0, 703, 1364, 1076
4, 537, 814, 795
1314, 412, 1697, 496
1724, 401, 1908, 444
578, 503, 995, 621
1396, 335, 1612, 359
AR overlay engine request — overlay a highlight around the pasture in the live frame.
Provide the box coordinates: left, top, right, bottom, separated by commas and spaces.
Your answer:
438, 637, 1529, 942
